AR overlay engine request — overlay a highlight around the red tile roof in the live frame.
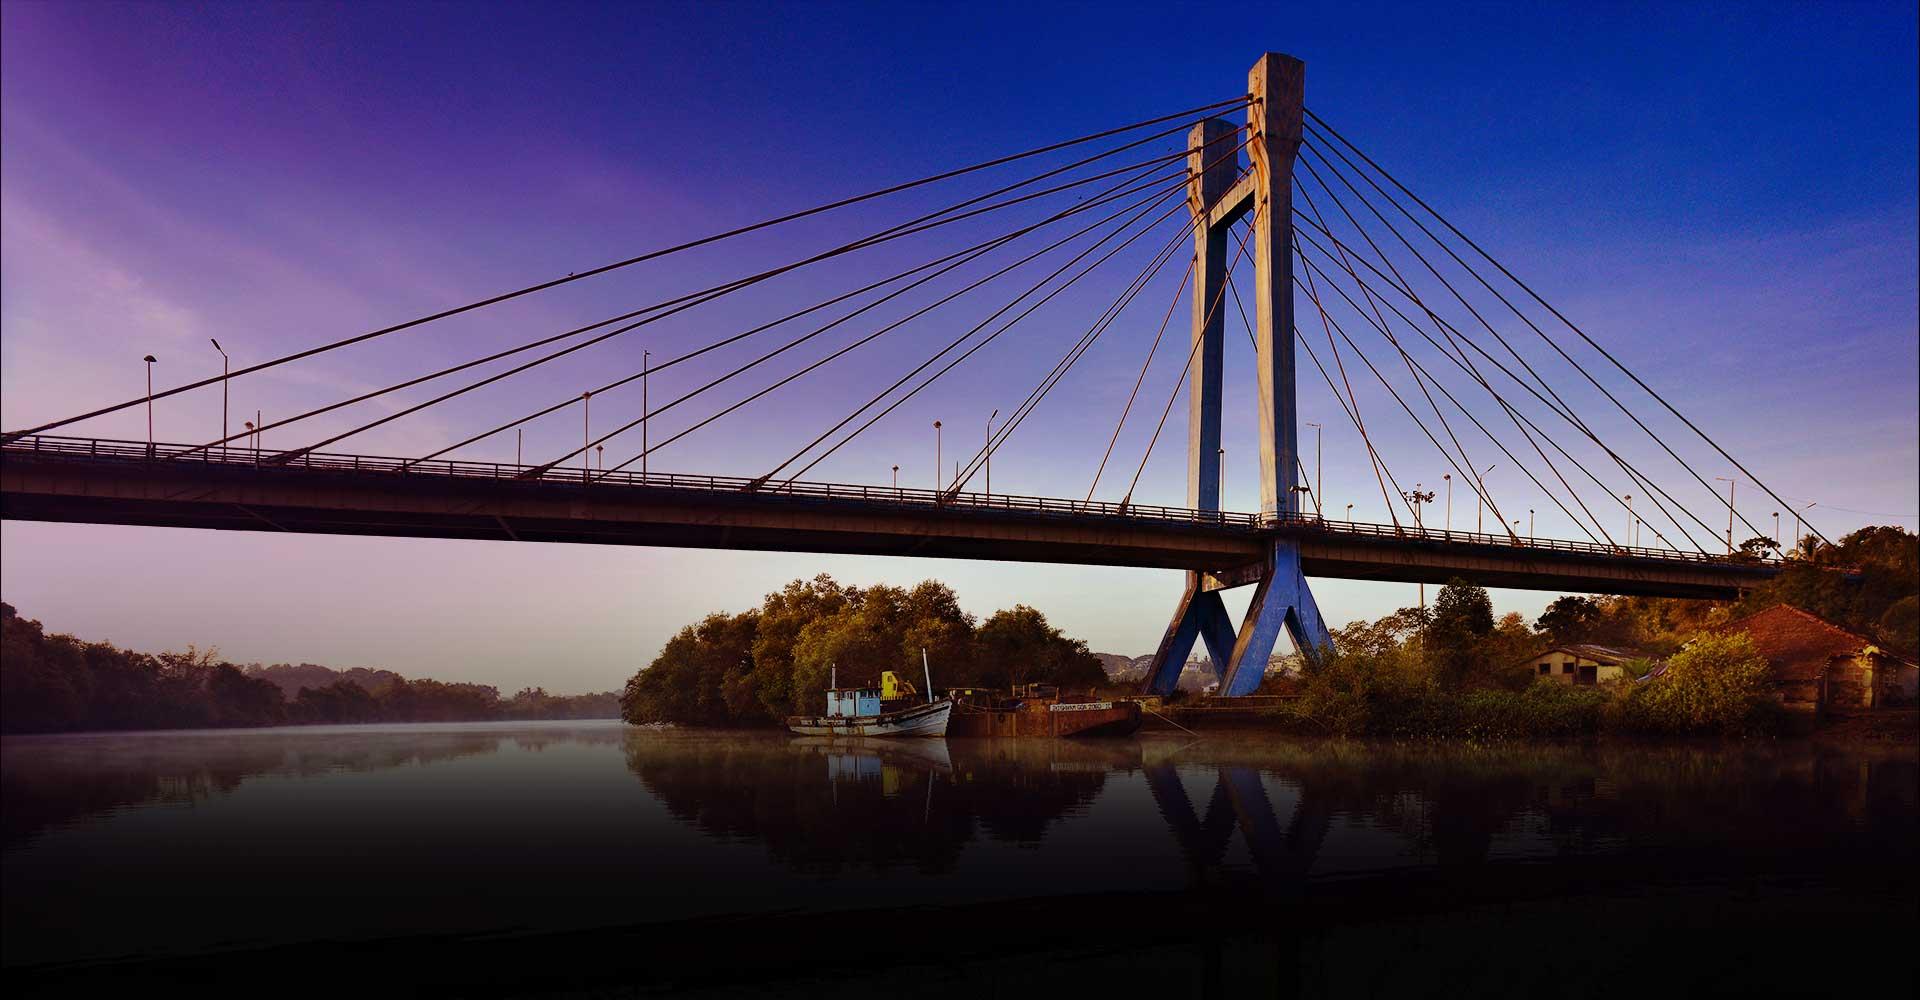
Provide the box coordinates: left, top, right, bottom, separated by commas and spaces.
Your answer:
1711, 605, 1897, 681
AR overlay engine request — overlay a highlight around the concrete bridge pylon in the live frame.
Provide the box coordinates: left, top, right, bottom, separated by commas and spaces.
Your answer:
1142, 53, 1335, 698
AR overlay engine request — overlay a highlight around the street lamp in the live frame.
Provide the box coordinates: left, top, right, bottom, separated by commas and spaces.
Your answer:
1794, 501, 1816, 551
516, 428, 523, 466
1218, 446, 1226, 508
1528, 508, 1535, 539
209, 339, 229, 458
1402, 485, 1434, 529
582, 391, 592, 482
1474, 462, 1497, 533
1443, 473, 1452, 533
892, 464, 899, 489
1714, 476, 1737, 554
1345, 502, 1353, 521
934, 420, 942, 490
1624, 494, 1633, 548
244, 420, 256, 461
1304, 422, 1322, 516
641, 350, 651, 479
985, 408, 998, 499
142, 355, 157, 454
596, 444, 604, 472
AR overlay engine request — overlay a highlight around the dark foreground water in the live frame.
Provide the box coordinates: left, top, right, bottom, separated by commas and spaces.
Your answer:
4, 722, 1915, 997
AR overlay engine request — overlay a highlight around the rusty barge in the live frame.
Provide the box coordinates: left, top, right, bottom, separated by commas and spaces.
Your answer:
945, 683, 1143, 738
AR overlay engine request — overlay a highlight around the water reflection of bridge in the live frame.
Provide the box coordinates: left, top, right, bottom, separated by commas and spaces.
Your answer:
1146, 762, 1329, 888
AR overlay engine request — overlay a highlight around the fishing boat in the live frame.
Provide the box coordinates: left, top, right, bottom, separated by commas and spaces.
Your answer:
946, 683, 1143, 738
786, 653, 951, 738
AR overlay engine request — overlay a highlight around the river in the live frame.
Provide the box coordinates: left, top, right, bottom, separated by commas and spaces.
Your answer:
4, 721, 1914, 996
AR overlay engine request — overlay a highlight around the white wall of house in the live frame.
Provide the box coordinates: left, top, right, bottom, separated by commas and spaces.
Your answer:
1530, 650, 1626, 686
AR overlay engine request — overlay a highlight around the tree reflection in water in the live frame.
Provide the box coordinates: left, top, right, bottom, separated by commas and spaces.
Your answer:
622, 735, 1122, 874
0, 724, 624, 847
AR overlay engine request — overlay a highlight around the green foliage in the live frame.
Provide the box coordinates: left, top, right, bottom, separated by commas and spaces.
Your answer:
1739, 525, 1918, 653
1537, 596, 1605, 645
1879, 596, 1918, 659
1606, 632, 1778, 737
0, 602, 617, 733
618, 576, 1109, 727
1426, 578, 1495, 689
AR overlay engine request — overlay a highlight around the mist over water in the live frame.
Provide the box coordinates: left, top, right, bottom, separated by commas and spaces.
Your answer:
4, 722, 1915, 994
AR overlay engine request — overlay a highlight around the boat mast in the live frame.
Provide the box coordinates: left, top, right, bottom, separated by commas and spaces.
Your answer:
921, 648, 934, 704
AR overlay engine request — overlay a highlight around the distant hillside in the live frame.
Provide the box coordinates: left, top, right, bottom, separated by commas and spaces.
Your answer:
1096, 651, 1298, 692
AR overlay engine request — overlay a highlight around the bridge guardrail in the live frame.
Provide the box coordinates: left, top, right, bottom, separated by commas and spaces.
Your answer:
1, 434, 1774, 569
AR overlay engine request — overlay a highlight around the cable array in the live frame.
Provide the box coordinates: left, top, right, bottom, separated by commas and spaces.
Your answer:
4, 86, 1825, 559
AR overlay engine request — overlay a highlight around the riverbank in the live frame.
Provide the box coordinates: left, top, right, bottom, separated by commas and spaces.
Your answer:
1139, 693, 1917, 743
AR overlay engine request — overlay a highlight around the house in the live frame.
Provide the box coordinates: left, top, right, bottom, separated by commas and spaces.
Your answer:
1713, 605, 1919, 712
1523, 644, 1645, 686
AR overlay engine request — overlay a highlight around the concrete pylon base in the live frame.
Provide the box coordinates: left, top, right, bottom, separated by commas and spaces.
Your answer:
1142, 540, 1333, 697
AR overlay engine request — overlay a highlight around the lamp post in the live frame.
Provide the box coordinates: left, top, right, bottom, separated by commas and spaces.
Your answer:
1345, 502, 1353, 521
597, 444, 604, 472
934, 420, 942, 490
142, 355, 157, 454
1773, 511, 1780, 559
1794, 501, 1816, 551
1218, 446, 1226, 508
1474, 462, 1496, 533
1714, 476, 1736, 554
892, 464, 899, 489
985, 408, 998, 499
209, 339, 228, 458
244, 420, 256, 462
255, 409, 262, 456
1443, 473, 1452, 533
582, 391, 592, 482
1304, 422, 1322, 516
1528, 508, 1535, 540
641, 350, 650, 479
1624, 494, 1633, 548
516, 428, 523, 466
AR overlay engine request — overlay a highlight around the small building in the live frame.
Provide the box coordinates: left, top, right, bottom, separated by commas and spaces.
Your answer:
1523, 644, 1645, 686
1713, 605, 1919, 713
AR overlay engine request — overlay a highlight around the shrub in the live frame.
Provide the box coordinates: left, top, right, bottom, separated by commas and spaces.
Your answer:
1606, 632, 1778, 737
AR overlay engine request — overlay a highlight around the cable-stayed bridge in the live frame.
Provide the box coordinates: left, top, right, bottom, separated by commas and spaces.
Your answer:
1, 53, 1817, 696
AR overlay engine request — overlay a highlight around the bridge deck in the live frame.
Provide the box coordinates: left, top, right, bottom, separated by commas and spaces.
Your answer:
0, 436, 1777, 599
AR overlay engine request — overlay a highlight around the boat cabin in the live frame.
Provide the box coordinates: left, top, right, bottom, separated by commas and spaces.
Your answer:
825, 670, 922, 718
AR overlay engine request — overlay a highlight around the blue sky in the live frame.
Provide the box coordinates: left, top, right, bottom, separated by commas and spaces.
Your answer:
3, 1, 1914, 692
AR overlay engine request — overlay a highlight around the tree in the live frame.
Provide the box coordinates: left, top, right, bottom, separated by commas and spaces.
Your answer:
1537, 596, 1603, 645
972, 605, 1104, 689
1426, 578, 1495, 689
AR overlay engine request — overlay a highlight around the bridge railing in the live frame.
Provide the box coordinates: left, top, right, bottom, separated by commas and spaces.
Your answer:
1, 434, 1772, 568
1254, 512, 1744, 564
0, 434, 1259, 527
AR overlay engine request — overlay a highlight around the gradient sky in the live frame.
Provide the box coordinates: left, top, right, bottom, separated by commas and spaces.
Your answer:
3, 1, 1915, 695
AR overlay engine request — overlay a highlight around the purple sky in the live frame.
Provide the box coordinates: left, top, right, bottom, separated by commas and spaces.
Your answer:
4, 2, 1915, 695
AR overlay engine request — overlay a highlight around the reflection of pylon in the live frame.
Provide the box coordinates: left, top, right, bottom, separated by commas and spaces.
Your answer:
1143, 53, 1331, 698
1143, 763, 1329, 886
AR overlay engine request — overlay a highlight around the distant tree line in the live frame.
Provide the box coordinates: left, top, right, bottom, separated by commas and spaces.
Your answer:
0, 603, 618, 734
620, 575, 1106, 727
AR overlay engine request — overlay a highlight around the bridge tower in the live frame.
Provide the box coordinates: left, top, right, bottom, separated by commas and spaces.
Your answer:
1142, 53, 1333, 698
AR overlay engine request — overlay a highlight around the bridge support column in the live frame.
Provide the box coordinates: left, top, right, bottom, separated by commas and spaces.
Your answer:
1217, 540, 1332, 695
1143, 571, 1239, 693
1143, 52, 1333, 698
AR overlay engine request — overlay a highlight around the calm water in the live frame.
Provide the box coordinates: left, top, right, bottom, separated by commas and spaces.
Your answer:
4, 722, 1915, 996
